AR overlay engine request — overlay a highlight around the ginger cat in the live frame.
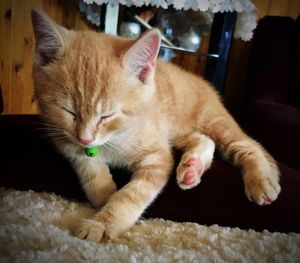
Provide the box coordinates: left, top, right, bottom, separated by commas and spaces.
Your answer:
31, 9, 281, 242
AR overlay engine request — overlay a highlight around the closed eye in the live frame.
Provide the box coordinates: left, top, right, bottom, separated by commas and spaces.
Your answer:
99, 112, 115, 123
62, 107, 76, 119
102, 113, 115, 119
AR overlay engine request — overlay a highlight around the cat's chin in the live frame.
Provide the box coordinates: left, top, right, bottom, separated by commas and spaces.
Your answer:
78, 139, 109, 148
81, 144, 100, 148
76, 141, 99, 148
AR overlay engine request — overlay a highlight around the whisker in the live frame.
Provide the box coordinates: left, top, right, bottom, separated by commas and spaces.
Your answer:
31, 132, 69, 146
103, 142, 127, 159
27, 124, 74, 147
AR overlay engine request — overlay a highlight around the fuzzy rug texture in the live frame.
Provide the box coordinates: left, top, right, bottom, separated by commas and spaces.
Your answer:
0, 188, 300, 263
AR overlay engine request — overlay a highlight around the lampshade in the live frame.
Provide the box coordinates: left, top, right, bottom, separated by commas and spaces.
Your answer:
82, 0, 257, 41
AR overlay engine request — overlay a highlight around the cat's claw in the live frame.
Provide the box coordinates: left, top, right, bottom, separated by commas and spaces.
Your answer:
73, 210, 126, 242
263, 199, 272, 205
73, 219, 106, 243
244, 170, 281, 206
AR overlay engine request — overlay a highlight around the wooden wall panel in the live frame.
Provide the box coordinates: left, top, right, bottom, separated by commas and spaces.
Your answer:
0, 0, 13, 113
10, 0, 38, 114
254, 0, 300, 19
0, 0, 89, 114
269, 0, 290, 17
288, 0, 300, 19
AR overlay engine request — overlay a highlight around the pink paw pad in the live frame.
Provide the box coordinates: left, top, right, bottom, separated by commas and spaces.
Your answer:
186, 158, 202, 172
181, 157, 203, 187
183, 171, 196, 185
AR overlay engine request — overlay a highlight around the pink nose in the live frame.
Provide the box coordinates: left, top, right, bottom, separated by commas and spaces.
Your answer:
79, 138, 93, 145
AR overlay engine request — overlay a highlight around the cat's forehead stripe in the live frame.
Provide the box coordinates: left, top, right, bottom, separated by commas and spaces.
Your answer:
71, 50, 103, 115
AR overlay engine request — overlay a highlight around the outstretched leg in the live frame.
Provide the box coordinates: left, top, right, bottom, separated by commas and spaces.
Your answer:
175, 133, 215, 190
202, 105, 281, 205
72, 157, 117, 208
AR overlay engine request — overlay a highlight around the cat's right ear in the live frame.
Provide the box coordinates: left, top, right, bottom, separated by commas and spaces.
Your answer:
123, 29, 161, 83
31, 8, 68, 65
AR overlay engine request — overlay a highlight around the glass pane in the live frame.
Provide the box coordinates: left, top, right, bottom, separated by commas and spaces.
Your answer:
117, 6, 214, 76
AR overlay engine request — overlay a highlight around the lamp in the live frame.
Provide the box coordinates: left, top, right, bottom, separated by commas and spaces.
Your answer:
80, 0, 257, 41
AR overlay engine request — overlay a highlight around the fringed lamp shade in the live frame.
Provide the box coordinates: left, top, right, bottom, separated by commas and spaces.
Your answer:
82, 0, 257, 41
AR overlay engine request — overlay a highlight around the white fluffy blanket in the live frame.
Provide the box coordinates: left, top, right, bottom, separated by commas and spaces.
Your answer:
1, 188, 299, 263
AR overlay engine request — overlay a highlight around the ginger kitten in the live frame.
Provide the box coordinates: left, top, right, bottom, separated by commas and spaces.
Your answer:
31, 9, 281, 242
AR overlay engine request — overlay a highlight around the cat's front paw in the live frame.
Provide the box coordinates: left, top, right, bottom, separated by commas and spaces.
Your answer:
176, 151, 213, 190
72, 212, 126, 243
73, 219, 106, 243
244, 168, 281, 205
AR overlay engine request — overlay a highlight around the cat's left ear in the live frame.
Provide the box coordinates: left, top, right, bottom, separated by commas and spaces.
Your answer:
31, 8, 71, 65
123, 29, 161, 83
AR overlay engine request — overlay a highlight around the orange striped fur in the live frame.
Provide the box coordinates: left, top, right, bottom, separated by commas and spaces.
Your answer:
31, 9, 281, 242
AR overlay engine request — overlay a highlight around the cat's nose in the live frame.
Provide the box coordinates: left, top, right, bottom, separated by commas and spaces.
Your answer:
79, 138, 93, 145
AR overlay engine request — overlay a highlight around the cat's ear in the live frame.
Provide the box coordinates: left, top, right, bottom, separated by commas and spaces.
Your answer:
31, 8, 69, 65
123, 29, 161, 83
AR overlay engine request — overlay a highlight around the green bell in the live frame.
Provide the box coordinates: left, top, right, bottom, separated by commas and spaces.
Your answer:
85, 146, 100, 157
